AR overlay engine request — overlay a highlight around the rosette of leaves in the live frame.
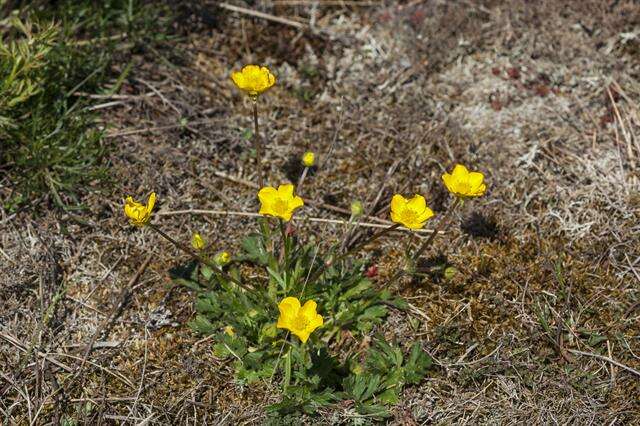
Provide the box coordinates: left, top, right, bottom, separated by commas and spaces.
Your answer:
173, 225, 432, 417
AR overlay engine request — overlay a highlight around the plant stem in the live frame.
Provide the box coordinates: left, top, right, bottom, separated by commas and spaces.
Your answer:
308, 223, 400, 284
279, 220, 289, 280
387, 197, 461, 285
411, 197, 460, 262
252, 100, 264, 188
297, 166, 309, 193
283, 345, 292, 390
148, 224, 254, 293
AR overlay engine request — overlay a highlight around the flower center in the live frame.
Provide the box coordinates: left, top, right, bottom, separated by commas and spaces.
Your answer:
291, 314, 309, 331
400, 208, 418, 224
273, 199, 289, 215
456, 181, 470, 195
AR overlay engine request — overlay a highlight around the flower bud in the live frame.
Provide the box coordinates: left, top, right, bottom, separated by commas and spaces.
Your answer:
214, 251, 231, 266
302, 151, 315, 167
350, 200, 364, 217
191, 233, 205, 250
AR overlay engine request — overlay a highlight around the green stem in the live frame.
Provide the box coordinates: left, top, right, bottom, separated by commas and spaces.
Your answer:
149, 224, 254, 293
283, 345, 292, 390
297, 166, 309, 193
411, 197, 460, 262
308, 223, 400, 284
252, 100, 264, 188
387, 197, 461, 285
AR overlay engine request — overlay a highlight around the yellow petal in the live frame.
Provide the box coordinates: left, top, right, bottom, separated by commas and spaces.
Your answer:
300, 300, 318, 319
293, 329, 311, 343
308, 314, 323, 331
406, 194, 426, 213
390, 194, 407, 214
277, 184, 295, 199
390, 210, 403, 224
146, 192, 156, 213
278, 297, 301, 316
231, 71, 245, 89
442, 173, 455, 192
288, 196, 304, 211
468, 172, 485, 191
452, 164, 469, 178
416, 207, 435, 223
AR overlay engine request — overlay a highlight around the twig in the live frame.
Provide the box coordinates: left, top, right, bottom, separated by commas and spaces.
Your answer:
156, 208, 442, 235
567, 349, 640, 378
218, 2, 308, 29
213, 170, 398, 226
77, 254, 152, 374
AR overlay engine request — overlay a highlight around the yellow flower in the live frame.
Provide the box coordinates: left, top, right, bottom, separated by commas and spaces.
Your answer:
124, 192, 156, 227
214, 251, 231, 266
442, 164, 486, 198
390, 194, 434, 230
276, 297, 323, 343
224, 325, 235, 337
191, 233, 205, 250
302, 151, 315, 167
231, 64, 276, 98
258, 184, 304, 222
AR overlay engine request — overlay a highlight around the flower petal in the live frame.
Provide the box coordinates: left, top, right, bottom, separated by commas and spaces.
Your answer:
293, 329, 311, 343
452, 164, 469, 178
288, 196, 304, 212
407, 194, 426, 213
441, 173, 456, 193
146, 192, 156, 213
300, 300, 318, 319
416, 207, 435, 223
390, 194, 407, 214
277, 297, 300, 329
468, 172, 485, 192
277, 184, 295, 199
308, 314, 323, 331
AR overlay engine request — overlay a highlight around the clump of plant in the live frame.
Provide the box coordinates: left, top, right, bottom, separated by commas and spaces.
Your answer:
122, 65, 487, 418
1, 1, 171, 211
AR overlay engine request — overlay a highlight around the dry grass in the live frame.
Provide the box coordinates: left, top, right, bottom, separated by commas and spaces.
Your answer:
1, 0, 639, 423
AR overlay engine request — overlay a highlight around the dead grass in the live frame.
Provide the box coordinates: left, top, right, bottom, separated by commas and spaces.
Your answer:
1, 0, 639, 424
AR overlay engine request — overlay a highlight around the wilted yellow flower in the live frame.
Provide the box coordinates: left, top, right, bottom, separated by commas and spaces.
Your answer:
231, 65, 276, 98
276, 297, 323, 343
124, 192, 156, 227
191, 233, 205, 250
214, 251, 231, 266
390, 194, 434, 230
258, 184, 304, 222
224, 325, 235, 336
350, 200, 364, 217
442, 164, 486, 198
302, 151, 315, 167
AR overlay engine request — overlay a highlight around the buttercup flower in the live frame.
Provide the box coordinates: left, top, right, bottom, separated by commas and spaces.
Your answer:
390, 194, 434, 230
124, 192, 156, 227
258, 184, 304, 222
191, 233, 205, 250
231, 65, 276, 98
442, 164, 486, 199
214, 251, 231, 266
277, 297, 323, 343
302, 151, 315, 167
224, 325, 235, 337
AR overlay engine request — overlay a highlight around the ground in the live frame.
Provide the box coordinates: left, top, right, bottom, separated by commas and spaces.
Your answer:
1, 0, 639, 424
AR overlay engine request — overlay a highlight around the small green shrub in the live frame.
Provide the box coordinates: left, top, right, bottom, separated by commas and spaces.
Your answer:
0, 1, 171, 211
